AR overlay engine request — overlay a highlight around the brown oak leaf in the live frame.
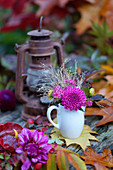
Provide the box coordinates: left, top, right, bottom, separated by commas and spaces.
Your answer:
81, 148, 113, 169
85, 104, 113, 126
92, 106, 113, 126
75, 0, 107, 34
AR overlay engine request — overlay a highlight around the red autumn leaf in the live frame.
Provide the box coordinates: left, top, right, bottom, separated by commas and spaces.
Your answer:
37, 129, 41, 132
0, 122, 23, 138
49, 148, 55, 153
35, 163, 42, 169
42, 127, 48, 132
0, 0, 16, 8
53, 142, 57, 148
0, 0, 28, 15
51, 6, 68, 18
2, 135, 18, 153
36, 117, 43, 125
27, 118, 34, 124
1, 13, 39, 32
0, 138, 3, 146
81, 148, 113, 169
12, 0, 27, 15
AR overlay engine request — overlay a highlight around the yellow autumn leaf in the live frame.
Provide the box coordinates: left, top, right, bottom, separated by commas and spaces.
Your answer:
13, 129, 18, 139
50, 124, 99, 151
101, 64, 113, 74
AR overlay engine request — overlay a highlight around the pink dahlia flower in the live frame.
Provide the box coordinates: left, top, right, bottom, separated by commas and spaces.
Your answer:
0, 89, 16, 111
64, 80, 76, 86
16, 128, 52, 170
52, 86, 62, 99
61, 86, 86, 111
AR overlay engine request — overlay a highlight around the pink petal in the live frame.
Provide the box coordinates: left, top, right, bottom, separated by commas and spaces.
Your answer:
40, 144, 52, 152
21, 158, 31, 170
16, 147, 23, 153
38, 135, 48, 144
18, 134, 25, 143
32, 130, 39, 142
31, 155, 41, 163
36, 132, 43, 143
22, 128, 31, 141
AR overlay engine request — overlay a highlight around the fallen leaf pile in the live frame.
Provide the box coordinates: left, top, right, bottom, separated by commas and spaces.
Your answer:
81, 148, 113, 169
85, 64, 113, 126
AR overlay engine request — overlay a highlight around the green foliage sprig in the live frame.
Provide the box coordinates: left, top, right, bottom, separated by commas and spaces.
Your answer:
90, 21, 113, 56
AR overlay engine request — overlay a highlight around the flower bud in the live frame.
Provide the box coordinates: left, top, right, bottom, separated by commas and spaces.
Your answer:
89, 88, 95, 96
48, 90, 54, 99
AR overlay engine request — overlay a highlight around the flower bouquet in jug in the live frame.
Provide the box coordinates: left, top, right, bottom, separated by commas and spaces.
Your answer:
36, 63, 98, 139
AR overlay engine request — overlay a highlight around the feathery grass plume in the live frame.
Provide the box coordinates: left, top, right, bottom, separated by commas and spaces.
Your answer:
35, 62, 85, 96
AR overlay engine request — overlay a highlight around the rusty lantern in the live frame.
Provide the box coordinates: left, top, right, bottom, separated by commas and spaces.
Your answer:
15, 17, 64, 120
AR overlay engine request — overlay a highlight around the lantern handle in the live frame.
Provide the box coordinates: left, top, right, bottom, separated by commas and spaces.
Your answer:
53, 41, 65, 67
15, 43, 29, 103
38, 16, 44, 32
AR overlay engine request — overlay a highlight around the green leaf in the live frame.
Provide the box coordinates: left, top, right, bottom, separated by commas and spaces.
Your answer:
81, 86, 89, 97
91, 50, 99, 62
103, 20, 108, 34
107, 30, 113, 37
66, 153, 87, 170
49, 138, 64, 145
5, 163, 12, 170
5, 154, 10, 160
90, 94, 104, 101
56, 151, 69, 170
56, 138, 64, 145
90, 21, 113, 56
46, 153, 57, 170
0, 153, 4, 159
96, 56, 107, 62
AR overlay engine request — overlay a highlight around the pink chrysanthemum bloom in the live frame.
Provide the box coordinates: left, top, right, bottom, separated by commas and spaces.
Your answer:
61, 86, 87, 111
86, 100, 93, 107
16, 128, 52, 170
64, 80, 76, 86
52, 86, 62, 99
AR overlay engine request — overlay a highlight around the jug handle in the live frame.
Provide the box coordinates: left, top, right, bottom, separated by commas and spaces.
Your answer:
47, 105, 60, 129
15, 43, 29, 103
54, 41, 64, 67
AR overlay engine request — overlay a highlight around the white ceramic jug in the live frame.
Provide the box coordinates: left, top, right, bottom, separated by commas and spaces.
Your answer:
47, 104, 85, 139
